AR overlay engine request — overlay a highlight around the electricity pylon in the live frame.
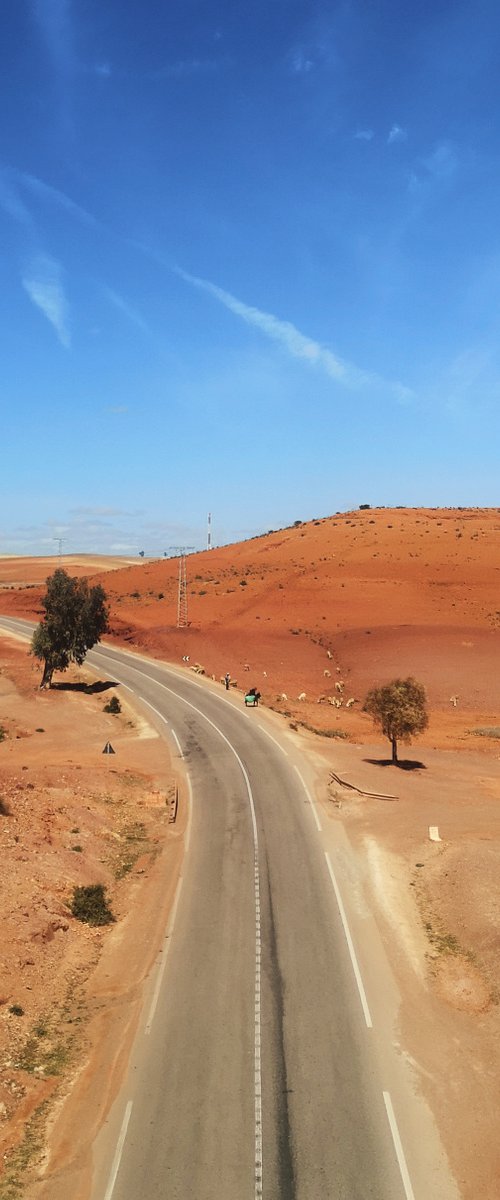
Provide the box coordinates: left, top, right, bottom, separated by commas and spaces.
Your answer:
169, 547, 195, 628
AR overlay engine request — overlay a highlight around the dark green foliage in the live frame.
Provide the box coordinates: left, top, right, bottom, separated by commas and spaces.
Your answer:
0, 725, 6, 741
70, 884, 115, 926
363, 676, 428, 763
30, 569, 109, 688
104, 695, 121, 714
9, 1005, 24, 1016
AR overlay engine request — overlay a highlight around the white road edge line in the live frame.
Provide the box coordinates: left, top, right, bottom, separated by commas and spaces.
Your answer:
185, 771, 193, 854
145, 873, 184, 1035
383, 1091, 416, 1200
294, 765, 322, 832
170, 727, 183, 756
325, 852, 373, 1029
103, 1099, 133, 1200
256, 725, 288, 757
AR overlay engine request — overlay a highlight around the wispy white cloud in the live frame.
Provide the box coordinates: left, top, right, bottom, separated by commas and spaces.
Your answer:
354, 129, 374, 141
290, 49, 315, 73
0, 172, 34, 229
22, 254, 70, 348
70, 506, 133, 518
422, 141, 458, 181
106, 405, 129, 414
387, 124, 407, 145
32, 0, 74, 73
103, 286, 148, 333
13, 169, 98, 227
408, 141, 458, 193
176, 267, 414, 402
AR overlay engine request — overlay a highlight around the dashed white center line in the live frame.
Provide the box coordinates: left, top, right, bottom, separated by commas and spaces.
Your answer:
112, 661, 264, 1197
325, 851, 373, 1029
383, 1091, 416, 1200
103, 1099, 133, 1200
294, 765, 322, 831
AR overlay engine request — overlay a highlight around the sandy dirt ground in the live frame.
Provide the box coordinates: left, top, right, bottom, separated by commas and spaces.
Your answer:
1, 506, 500, 1198
0, 638, 184, 1200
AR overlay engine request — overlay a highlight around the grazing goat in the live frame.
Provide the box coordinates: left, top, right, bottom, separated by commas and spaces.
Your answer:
449, 695, 459, 707
326, 650, 333, 659
324, 668, 331, 677
345, 697, 356, 709
297, 692, 306, 701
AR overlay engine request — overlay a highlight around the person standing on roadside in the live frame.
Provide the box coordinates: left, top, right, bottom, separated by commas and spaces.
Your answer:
224, 672, 230, 690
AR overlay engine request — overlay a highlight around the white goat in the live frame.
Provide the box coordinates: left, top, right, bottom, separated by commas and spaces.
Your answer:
297, 692, 307, 701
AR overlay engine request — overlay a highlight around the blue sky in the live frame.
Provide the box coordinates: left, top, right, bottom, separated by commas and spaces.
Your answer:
1, 0, 500, 555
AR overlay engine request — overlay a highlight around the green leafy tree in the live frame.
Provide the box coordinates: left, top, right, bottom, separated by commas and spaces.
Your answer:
363, 676, 428, 764
31, 569, 109, 689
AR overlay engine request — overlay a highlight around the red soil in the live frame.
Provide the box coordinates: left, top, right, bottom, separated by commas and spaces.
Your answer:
2, 507, 499, 752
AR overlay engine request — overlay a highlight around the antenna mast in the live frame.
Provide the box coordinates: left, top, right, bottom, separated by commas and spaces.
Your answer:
207, 512, 212, 551
169, 547, 195, 628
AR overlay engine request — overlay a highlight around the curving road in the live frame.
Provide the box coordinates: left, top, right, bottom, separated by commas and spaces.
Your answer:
0, 620, 458, 1200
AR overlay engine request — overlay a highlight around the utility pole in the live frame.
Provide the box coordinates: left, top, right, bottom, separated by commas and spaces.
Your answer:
207, 511, 212, 551
168, 547, 195, 628
53, 537, 66, 560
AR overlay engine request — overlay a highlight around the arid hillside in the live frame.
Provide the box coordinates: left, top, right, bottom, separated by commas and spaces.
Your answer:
2, 508, 499, 749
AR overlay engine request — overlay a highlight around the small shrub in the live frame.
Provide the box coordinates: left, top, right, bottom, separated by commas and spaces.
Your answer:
71, 845, 83, 853
468, 727, 500, 739
70, 884, 115, 926
0, 726, 6, 742
9, 1004, 24, 1016
158, 592, 164, 599
240, 579, 248, 587
35, 727, 45, 733
0, 796, 11, 816
104, 695, 121, 714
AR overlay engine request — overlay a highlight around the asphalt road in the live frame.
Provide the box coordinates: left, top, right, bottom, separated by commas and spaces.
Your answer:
0, 621, 431, 1200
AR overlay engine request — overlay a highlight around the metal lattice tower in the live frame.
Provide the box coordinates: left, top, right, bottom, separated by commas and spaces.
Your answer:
169, 547, 195, 628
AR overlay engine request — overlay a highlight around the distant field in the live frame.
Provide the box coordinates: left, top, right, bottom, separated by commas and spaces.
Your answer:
0, 554, 142, 587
